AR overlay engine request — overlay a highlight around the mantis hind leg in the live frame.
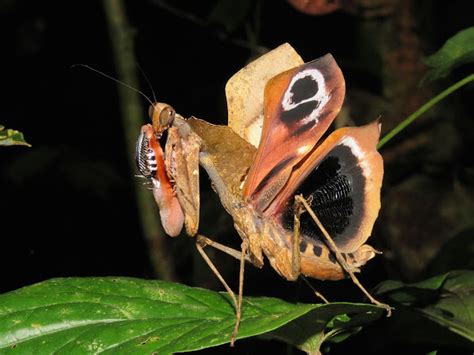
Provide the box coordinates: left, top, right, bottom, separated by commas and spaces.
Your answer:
295, 195, 392, 316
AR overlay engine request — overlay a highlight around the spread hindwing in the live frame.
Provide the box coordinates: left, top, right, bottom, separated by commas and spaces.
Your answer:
282, 144, 365, 249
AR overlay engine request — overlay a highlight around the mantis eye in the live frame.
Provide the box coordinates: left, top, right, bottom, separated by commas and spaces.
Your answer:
149, 103, 176, 134
160, 106, 176, 127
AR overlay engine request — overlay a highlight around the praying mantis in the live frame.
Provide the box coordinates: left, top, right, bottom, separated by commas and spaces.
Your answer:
135, 43, 389, 345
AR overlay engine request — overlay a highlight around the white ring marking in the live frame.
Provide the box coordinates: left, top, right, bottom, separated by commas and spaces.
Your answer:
281, 68, 330, 125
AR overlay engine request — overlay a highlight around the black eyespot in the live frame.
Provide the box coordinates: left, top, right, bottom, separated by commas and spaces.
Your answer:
290, 75, 319, 105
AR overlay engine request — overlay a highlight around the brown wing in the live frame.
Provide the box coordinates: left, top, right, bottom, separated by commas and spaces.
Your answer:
243, 54, 345, 214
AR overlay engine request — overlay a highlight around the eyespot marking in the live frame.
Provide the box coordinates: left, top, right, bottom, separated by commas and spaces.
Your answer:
281, 144, 367, 251
290, 75, 319, 103
281, 68, 330, 126
299, 239, 307, 253
280, 101, 319, 124
312, 244, 322, 257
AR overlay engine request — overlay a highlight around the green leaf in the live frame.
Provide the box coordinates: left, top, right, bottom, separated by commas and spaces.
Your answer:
0, 125, 31, 147
265, 303, 383, 353
375, 270, 474, 343
0, 277, 384, 354
424, 27, 474, 82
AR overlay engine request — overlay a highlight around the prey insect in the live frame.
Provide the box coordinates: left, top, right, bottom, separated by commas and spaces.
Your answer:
135, 43, 389, 345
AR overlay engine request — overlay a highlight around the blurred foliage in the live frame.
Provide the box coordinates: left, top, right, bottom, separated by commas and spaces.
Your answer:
424, 27, 474, 82
207, 0, 253, 33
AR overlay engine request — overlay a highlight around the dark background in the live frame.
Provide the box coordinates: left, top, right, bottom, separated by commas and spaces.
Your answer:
1, 0, 473, 353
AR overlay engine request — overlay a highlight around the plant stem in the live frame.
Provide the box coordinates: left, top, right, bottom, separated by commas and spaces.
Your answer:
377, 73, 474, 149
102, 0, 176, 281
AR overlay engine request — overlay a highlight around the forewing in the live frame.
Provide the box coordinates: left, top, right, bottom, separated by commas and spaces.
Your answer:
165, 125, 200, 236
243, 54, 345, 214
226, 43, 303, 147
